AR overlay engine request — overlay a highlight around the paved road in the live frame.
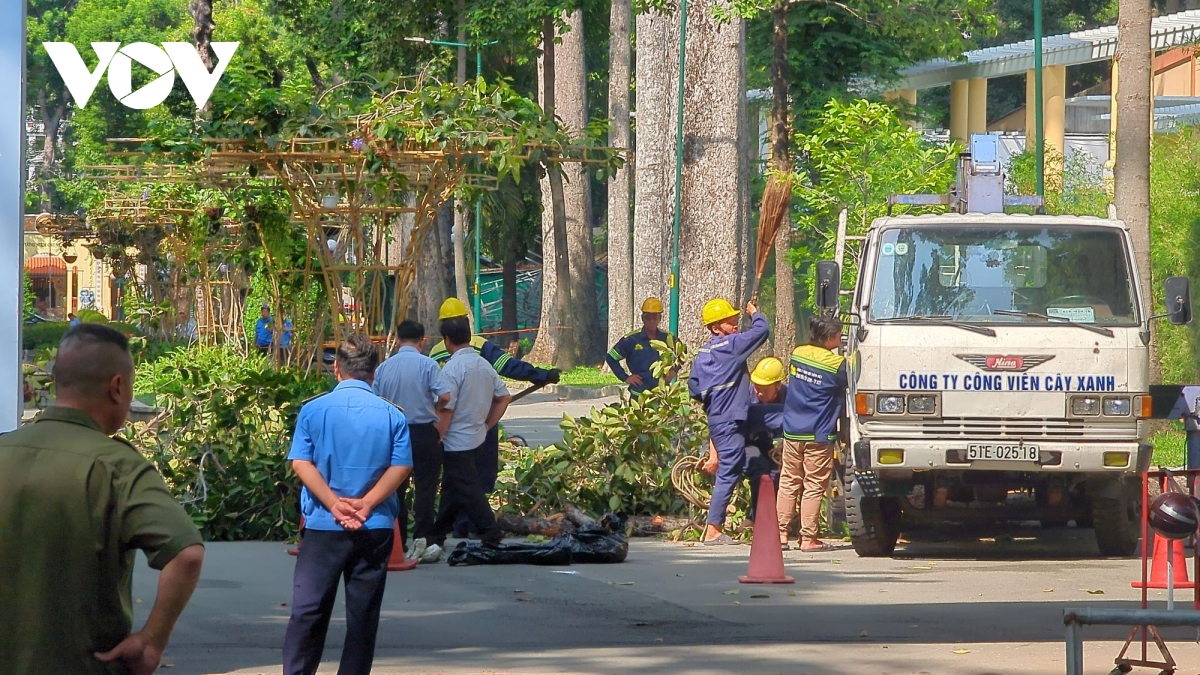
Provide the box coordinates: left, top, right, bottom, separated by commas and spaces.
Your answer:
139, 526, 1200, 674
500, 392, 618, 448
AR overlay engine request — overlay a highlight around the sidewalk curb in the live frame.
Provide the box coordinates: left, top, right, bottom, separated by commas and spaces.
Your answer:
506, 383, 623, 401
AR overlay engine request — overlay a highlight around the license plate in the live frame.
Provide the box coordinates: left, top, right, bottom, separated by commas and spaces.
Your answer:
966, 444, 1039, 461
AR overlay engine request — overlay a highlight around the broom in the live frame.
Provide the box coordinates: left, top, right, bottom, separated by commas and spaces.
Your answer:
746, 174, 794, 304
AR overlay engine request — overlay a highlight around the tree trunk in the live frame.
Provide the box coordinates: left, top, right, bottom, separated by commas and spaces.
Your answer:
529, 16, 580, 368
188, 0, 216, 70
770, 4, 794, 357
676, 0, 751, 347
1115, 0, 1154, 378
451, 1, 471, 311
607, 0, 634, 345
632, 9, 676, 326
37, 91, 63, 210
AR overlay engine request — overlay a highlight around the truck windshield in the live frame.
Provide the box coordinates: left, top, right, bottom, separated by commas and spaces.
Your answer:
868, 226, 1139, 325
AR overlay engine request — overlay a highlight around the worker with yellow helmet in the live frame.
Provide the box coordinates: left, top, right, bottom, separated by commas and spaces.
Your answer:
686, 297, 770, 545
428, 297, 560, 538
604, 297, 681, 395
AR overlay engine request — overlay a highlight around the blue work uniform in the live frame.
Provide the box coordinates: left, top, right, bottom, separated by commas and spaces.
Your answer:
254, 316, 273, 348
687, 312, 770, 526
782, 345, 848, 443
605, 329, 680, 394
742, 384, 788, 521
430, 336, 552, 534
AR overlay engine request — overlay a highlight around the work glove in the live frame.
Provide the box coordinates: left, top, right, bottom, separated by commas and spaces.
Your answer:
543, 368, 562, 384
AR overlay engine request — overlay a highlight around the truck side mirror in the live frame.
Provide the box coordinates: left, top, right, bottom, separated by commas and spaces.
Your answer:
815, 261, 841, 311
1165, 277, 1193, 325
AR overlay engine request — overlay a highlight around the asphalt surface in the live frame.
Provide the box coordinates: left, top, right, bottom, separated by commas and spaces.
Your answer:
139, 528, 1200, 674
132, 394, 1200, 674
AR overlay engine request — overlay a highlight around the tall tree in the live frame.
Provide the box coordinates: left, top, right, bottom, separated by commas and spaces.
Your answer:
606, 0, 634, 345
768, 5, 795, 356
26, 0, 76, 211
631, 8, 675, 326
1114, 0, 1153, 373
452, 0, 472, 309
528, 15, 580, 366
634, 0, 752, 347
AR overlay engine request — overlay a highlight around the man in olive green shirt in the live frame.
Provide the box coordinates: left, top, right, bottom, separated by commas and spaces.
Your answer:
0, 324, 205, 675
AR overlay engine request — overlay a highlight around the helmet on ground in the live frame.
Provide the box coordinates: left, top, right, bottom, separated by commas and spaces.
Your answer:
1148, 491, 1199, 540
751, 357, 786, 386
641, 297, 664, 314
439, 297, 470, 320
702, 298, 739, 326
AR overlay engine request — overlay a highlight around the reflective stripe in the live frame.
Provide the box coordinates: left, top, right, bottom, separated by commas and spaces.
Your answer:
608, 348, 622, 360
492, 353, 511, 372
699, 380, 738, 398
792, 355, 838, 374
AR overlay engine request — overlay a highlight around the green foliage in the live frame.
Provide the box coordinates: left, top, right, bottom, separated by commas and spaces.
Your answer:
22, 273, 35, 317
1006, 149, 1108, 217
1150, 128, 1200, 386
127, 345, 332, 540
23, 322, 70, 350
498, 341, 707, 516
75, 308, 108, 323
792, 99, 960, 307
1152, 428, 1186, 469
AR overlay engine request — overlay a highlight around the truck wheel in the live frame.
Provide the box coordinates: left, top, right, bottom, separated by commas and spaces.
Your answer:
845, 477, 902, 557
1091, 478, 1141, 557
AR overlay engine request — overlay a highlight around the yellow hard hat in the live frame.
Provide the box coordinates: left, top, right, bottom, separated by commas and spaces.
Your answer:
701, 298, 739, 326
439, 297, 470, 320
751, 357, 786, 385
641, 297, 664, 314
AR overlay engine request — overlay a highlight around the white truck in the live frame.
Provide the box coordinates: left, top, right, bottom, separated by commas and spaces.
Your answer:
820, 134, 1193, 557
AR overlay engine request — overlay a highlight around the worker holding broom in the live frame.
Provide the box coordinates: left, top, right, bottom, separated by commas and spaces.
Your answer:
688, 298, 770, 545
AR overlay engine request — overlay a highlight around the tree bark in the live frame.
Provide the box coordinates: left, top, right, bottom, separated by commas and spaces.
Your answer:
37, 89, 64, 210
677, 0, 751, 347
632, 9, 676, 325
770, 4, 795, 357
607, 0, 635, 345
1114, 0, 1154, 378
451, 0, 471, 310
188, 0, 216, 71
529, 16, 580, 368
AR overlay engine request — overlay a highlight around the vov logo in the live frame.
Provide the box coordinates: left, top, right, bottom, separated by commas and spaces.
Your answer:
43, 42, 239, 110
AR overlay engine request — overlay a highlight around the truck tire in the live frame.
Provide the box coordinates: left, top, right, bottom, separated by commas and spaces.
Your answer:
845, 477, 902, 557
1091, 478, 1141, 557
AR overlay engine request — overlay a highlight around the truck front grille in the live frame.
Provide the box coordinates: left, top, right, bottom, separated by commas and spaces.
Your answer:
863, 417, 1138, 443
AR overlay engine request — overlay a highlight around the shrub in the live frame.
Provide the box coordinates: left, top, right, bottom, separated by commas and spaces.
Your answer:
497, 341, 712, 517
75, 309, 108, 323
126, 344, 332, 540
22, 322, 69, 350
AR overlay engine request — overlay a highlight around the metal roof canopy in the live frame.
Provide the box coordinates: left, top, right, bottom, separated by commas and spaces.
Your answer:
896, 10, 1200, 91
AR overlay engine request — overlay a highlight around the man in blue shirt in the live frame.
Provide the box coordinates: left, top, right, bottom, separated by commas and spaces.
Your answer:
253, 304, 273, 353
605, 297, 681, 395
373, 320, 451, 560
778, 316, 848, 552
283, 334, 412, 675
688, 298, 770, 545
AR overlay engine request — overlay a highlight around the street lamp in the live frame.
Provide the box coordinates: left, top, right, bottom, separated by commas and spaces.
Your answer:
406, 36, 498, 330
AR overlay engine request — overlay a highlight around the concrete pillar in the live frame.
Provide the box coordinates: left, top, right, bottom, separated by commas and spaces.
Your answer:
950, 79, 969, 141
1106, 59, 1118, 176
1044, 65, 1067, 158
968, 78, 988, 135
1025, 70, 1037, 151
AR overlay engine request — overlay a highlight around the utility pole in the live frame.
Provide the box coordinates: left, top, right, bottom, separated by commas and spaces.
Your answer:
1114, 0, 1154, 373
668, 0, 688, 336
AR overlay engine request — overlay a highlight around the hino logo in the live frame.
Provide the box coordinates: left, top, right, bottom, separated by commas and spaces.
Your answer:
43, 42, 239, 110
955, 354, 1056, 372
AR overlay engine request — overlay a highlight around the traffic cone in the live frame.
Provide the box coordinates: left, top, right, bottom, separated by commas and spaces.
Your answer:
1131, 533, 1194, 589
739, 474, 795, 584
287, 516, 305, 556
387, 519, 419, 571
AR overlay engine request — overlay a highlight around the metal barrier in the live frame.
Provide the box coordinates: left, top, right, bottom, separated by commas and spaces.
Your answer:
1063, 607, 1200, 674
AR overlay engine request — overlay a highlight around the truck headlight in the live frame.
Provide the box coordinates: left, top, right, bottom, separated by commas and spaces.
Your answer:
877, 395, 905, 414
1103, 396, 1131, 417
907, 394, 938, 415
1071, 396, 1101, 416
